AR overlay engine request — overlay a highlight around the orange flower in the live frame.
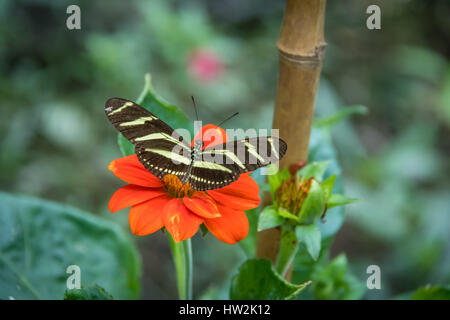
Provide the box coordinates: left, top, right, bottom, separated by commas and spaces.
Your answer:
108, 125, 260, 244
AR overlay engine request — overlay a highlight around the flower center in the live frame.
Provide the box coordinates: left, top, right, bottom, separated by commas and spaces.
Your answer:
163, 174, 195, 198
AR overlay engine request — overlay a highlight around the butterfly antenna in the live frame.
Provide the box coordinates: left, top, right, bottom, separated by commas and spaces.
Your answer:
191, 96, 199, 121
217, 112, 239, 127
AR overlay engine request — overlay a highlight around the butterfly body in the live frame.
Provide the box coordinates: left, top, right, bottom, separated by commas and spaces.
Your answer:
105, 98, 287, 191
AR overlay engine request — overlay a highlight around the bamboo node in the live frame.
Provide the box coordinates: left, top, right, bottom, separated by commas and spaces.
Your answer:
278, 43, 327, 67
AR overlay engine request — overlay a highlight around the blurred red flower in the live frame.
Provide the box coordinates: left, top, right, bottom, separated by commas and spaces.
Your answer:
188, 49, 224, 83
108, 125, 260, 244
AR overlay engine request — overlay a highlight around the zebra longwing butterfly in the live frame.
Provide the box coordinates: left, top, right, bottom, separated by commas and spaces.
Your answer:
105, 98, 287, 191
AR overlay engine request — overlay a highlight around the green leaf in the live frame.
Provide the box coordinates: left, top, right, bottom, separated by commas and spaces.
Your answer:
308, 128, 345, 238
314, 105, 368, 129
298, 180, 326, 224
118, 74, 193, 156
277, 207, 300, 222
296, 224, 321, 261
297, 161, 329, 182
267, 167, 291, 197
0, 192, 141, 300
291, 237, 333, 294
311, 254, 365, 300
118, 132, 134, 158
230, 259, 311, 300
257, 205, 284, 231
328, 194, 359, 209
411, 285, 450, 300
321, 174, 336, 199
64, 285, 113, 300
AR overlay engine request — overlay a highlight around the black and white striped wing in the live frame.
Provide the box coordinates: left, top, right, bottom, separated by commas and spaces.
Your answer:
189, 137, 287, 190
105, 98, 192, 180
135, 147, 192, 180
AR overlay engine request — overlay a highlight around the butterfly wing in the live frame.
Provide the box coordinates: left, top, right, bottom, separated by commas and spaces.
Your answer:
105, 98, 175, 139
189, 137, 287, 190
105, 98, 192, 180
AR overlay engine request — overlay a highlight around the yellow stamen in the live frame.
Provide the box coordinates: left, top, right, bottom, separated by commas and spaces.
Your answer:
276, 177, 313, 216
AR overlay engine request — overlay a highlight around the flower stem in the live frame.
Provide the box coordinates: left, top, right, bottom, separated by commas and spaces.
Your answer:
183, 238, 193, 299
276, 227, 299, 278
168, 234, 193, 300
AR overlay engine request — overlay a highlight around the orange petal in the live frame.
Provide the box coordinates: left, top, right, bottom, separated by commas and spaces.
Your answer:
204, 204, 249, 244
182, 193, 221, 219
109, 184, 165, 213
191, 124, 228, 149
129, 195, 170, 236
207, 173, 260, 210
108, 155, 163, 187
163, 198, 203, 243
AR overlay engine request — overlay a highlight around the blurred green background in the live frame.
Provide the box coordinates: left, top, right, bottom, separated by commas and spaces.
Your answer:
1, 0, 449, 299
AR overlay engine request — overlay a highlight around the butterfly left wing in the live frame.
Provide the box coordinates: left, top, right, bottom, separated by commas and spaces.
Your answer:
105, 98, 192, 180
135, 147, 192, 180
189, 136, 287, 190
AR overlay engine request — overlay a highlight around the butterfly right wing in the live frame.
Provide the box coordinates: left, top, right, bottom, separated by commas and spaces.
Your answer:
105, 98, 192, 180
188, 136, 287, 190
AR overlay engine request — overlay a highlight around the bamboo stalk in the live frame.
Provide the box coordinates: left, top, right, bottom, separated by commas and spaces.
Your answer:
256, 0, 327, 269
